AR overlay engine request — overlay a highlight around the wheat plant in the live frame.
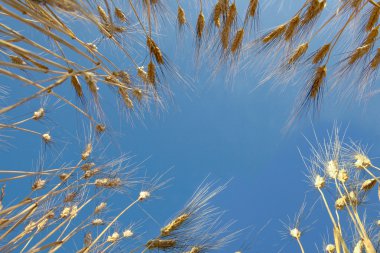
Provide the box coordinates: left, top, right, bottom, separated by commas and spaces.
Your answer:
1, 0, 380, 253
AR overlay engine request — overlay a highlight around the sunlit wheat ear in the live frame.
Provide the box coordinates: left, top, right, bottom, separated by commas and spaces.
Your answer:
301, 0, 326, 25
84, 167, 100, 179
137, 66, 149, 83
326, 243, 336, 253
81, 143, 93, 161
221, 3, 237, 50
71, 75, 84, 101
288, 43, 308, 64
92, 218, 105, 226
306, 65, 327, 105
146, 239, 176, 249
348, 29, 378, 65
42, 132, 52, 143
118, 85, 134, 109
97, 5, 109, 24
284, 15, 300, 42
83, 72, 98, 99
244, 0, 259, 30
289, 227, 301, 239
365, 3, 379, 30
106, 231, 120, 242
314, 174, 326, 189
354, 153, 371, 169
231, 28, 244, 55
32, 178, 46, 191
32, 108, 45, 120
82, 162, 95, 171
160, 213, 190, 236
177, 6, 186, 28
289, 64, 327, 125
262, 24, 286, 44
95, 178, 122, 188
363, 25, 379, 46
311, 44, 331, 64
94, 202, 107, 214
212, 1, 223, 28
326, 160, 339, 179
60, 205, 78, 219
348, 190, 359, 207
115, 7, 127, 23
138, 190, 151, 201
360, 178, 377, 191
146, 37, 164, 65
196, 11, 205, 40
338, 169, 349, 183
335, 196, 347, 210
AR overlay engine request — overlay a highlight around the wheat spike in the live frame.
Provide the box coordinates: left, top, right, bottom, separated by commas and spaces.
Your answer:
115, 7, 127, 22
95, 178, 122, 188
146, 239, 176, 249
118, 86, 133, 109
370, 48, 380, 68
262, 24, 286, 43
361, 178, 377, 191
366, 4, 380, 31
196, 11, 205, 39
302, 0, 326, 25
363, 26, 379, 46
349, 45, 370, 65
160, 213, 190, 236
312, 44, 330, 64
177, 6, 186, 26
248, 0, 259, 17
147, 37, 164, 65
285, 15, 300, 41
288, 43, 308, 64
82, 143, 92, 161
97, 6, 109, 24
231, 29, 244, 54
221, 25, 231, 50
213, 2, 222, 27
310, 65, 327, 99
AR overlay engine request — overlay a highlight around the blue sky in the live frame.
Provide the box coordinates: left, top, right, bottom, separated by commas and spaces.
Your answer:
2, 1, 380, 252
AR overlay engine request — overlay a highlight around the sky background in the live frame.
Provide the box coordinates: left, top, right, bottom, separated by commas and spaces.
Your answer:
2, 1, 380, 252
